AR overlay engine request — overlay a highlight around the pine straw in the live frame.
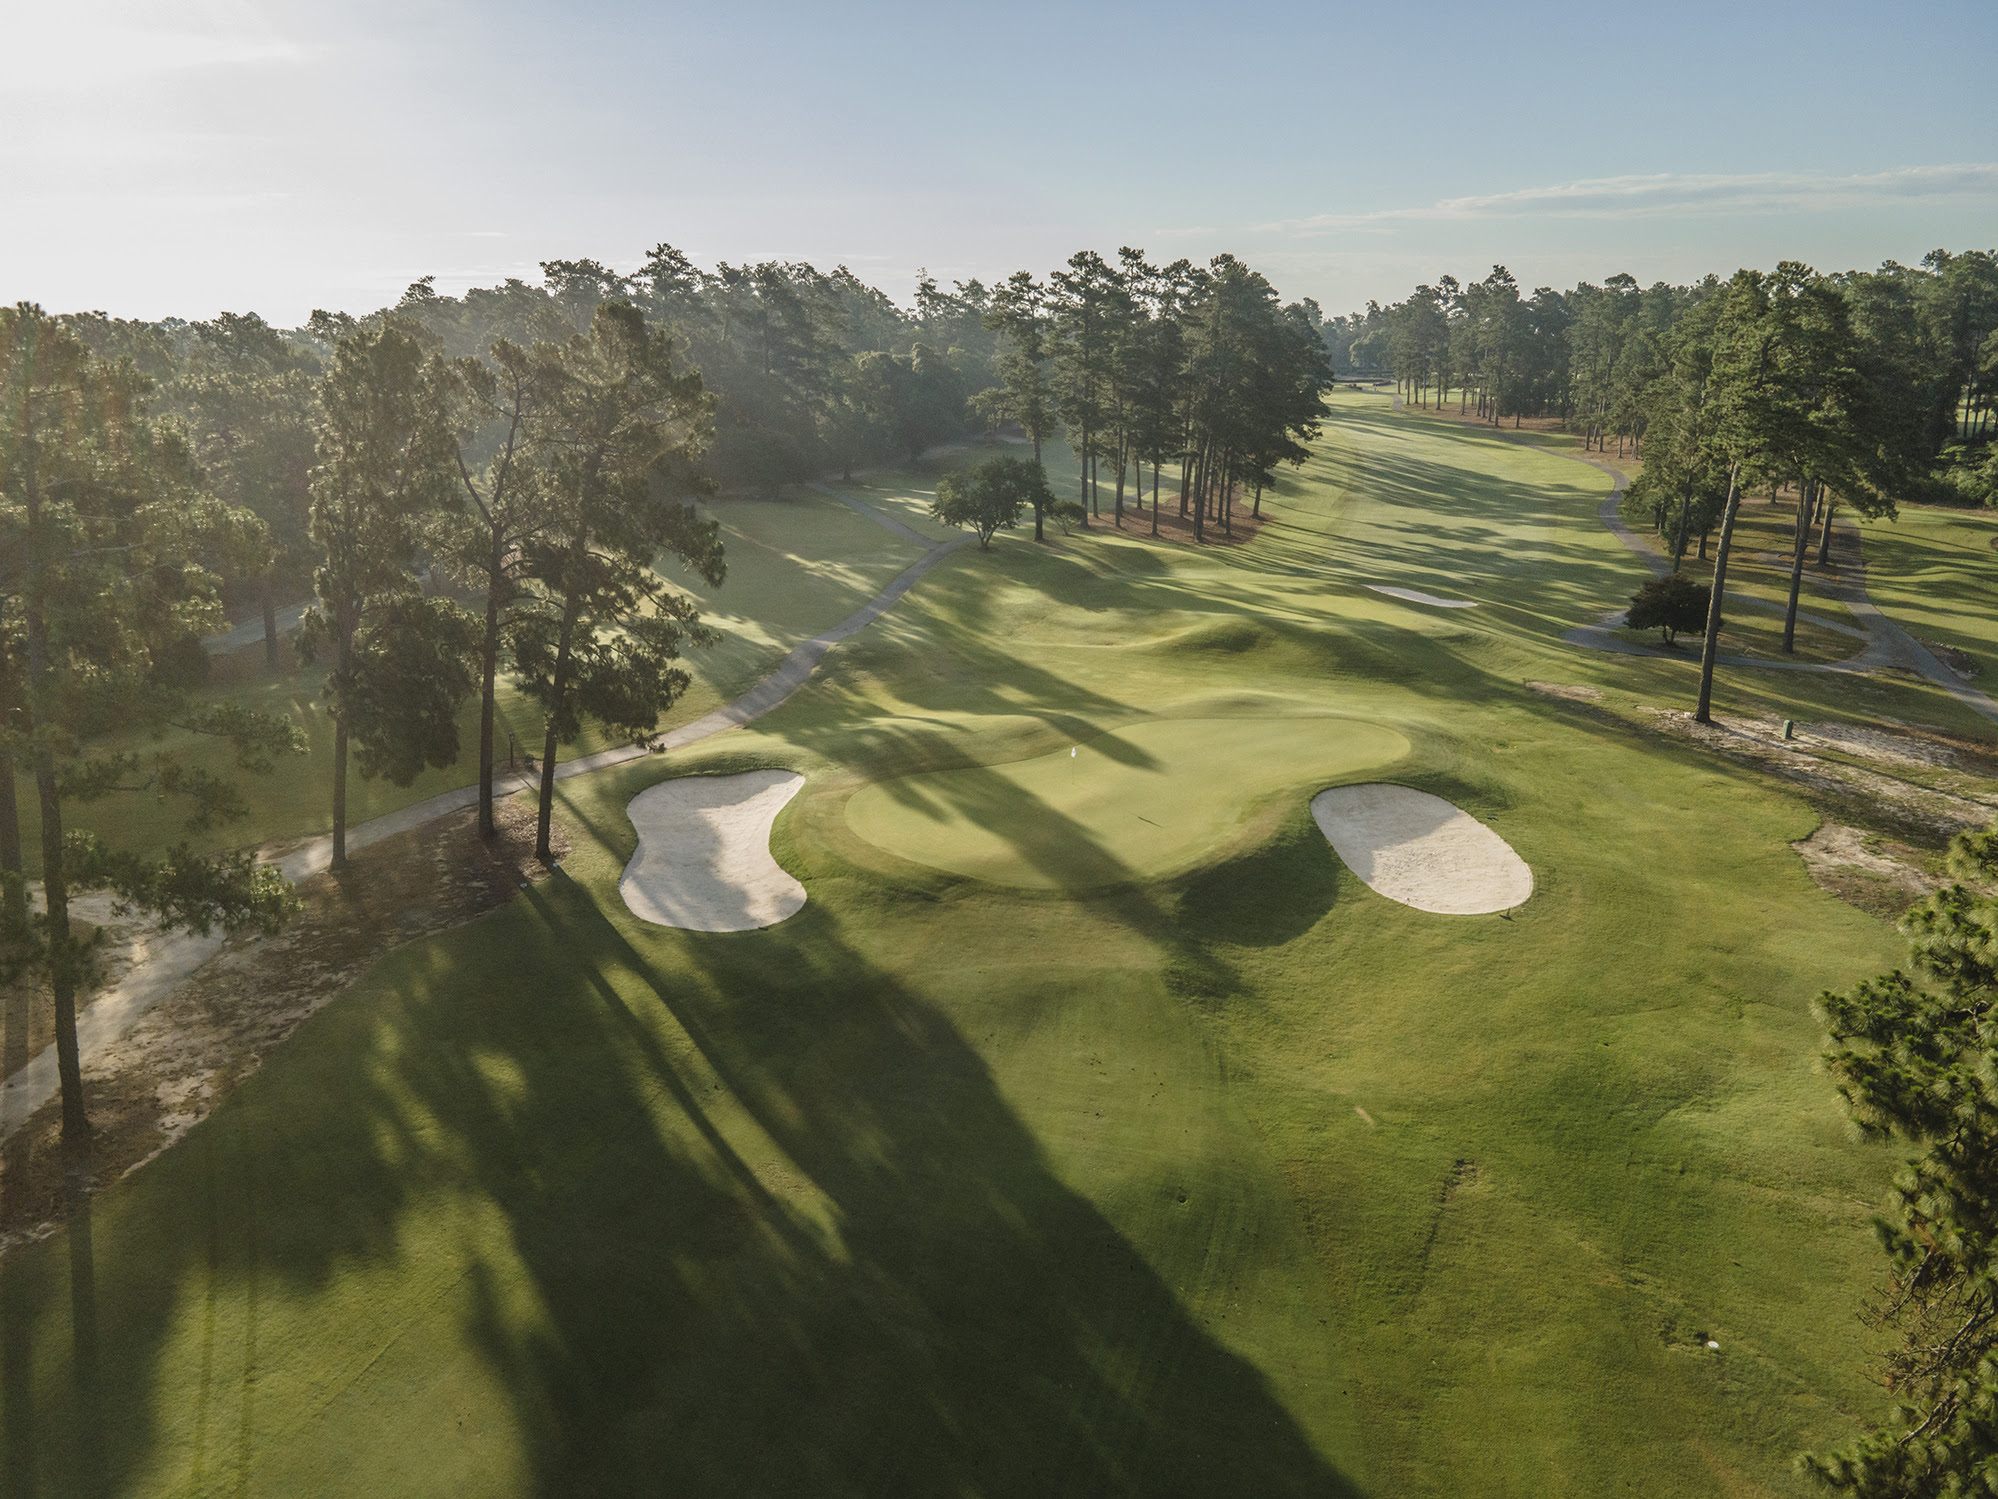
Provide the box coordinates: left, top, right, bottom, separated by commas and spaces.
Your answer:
0, 795, 569, 1259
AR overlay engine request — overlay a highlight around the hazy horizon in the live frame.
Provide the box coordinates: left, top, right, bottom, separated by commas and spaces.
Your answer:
6, 0, 1996, 324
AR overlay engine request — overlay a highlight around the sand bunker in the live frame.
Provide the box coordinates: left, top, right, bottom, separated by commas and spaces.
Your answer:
1310, 783, 1532, 915
620, 770, 807, 932
1368, 585, 1477, 609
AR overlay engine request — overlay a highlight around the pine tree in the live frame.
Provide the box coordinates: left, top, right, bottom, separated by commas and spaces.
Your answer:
506, 303, 725, 864
0, 304, 303, 1137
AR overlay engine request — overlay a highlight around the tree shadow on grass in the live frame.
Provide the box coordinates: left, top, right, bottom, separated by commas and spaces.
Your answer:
0, 869, 1359, 1498
562, 884, 1357, 1497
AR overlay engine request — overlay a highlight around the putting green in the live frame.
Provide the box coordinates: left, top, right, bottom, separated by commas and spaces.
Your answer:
845, 714, 1409, 889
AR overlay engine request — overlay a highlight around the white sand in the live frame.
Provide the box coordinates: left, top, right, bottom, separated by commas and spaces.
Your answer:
1368, 585, 1477, 609
619, 770, 808, 932
1310, 783, 1533, 915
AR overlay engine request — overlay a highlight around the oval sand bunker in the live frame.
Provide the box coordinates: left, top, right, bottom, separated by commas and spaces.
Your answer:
620, 770, 807, 931
1310, 783, 1531, 915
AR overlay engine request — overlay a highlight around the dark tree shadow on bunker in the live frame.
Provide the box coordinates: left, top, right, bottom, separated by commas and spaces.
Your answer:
2, 873, 1358, 1498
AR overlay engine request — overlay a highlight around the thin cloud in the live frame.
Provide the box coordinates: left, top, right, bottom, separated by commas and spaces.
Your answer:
1261, 164, 1998, 235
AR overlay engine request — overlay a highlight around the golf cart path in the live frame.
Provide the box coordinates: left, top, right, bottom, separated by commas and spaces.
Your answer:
2, 501, 972, 1141
1545, 445, 1998, 721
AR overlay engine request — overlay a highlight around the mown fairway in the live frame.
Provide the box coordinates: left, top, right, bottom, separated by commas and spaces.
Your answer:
11, 391, 1975, 1496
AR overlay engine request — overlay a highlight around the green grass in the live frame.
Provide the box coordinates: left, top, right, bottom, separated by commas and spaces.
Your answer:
1857, 502, 1998, 680
845, 712, 1409, 889
9, 388, 1975, 1496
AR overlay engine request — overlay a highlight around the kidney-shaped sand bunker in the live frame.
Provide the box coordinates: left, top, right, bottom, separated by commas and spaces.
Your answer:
1310, 783, 1532, 915
620, 770, 807, 932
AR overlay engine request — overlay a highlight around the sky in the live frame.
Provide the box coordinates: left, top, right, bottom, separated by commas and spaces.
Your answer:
3, 0, 1995, 325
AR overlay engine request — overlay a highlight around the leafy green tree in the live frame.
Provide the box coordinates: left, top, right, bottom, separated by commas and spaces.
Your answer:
931, 457, 1048, 549
1625, 572, 1712, 645
162, 314, 322, 668
506, 302, 724, 863
0, 304, 303, 1137
1051, 251, 1126, 526
302, 319, 469, 866
1691, 263, 1860, 722
1802, 816, 1998, 1495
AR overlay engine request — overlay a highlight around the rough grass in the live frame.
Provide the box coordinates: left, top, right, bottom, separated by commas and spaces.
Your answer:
8, 389, 1975, 1497
1858, 502, 1998, 680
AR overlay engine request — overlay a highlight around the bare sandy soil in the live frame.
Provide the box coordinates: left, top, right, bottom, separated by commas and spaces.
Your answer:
0, 797, 567, 1258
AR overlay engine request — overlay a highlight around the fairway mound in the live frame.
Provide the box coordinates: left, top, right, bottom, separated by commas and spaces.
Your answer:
846, 716, 1408, 890
620, 770, 807, 931
1310, 783, 1532, 915
1368, 585, 1477, 609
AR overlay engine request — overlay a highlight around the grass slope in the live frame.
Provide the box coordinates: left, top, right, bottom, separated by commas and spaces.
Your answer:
5, 390, 1962, 1496
1858, 502, 1998, 680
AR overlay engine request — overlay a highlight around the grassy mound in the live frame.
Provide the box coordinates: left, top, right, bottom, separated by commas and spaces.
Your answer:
844, 715, 1408, 889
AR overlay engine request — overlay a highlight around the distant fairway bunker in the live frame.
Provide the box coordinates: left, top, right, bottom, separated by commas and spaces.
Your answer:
1367, 584, 1477, 609
620, 769, 807, 931
845, 716, 1408, 890
1310, 783, 1532, 915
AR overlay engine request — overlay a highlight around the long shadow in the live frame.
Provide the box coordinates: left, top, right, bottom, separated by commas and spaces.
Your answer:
569, 885, 1358, 1496
0, 866, 1359, 1496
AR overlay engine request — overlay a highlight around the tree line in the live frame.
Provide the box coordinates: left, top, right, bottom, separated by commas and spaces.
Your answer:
1328, 249, 1998, 506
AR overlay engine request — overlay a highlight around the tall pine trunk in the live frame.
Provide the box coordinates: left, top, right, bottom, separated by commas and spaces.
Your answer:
330, 599, 357, 868
1694, 463, 1743, 724
477, 522, 505, 837
1077, 426, 1090, 528
1816, 500, 1837, 566
0, 752, 20, 934
535, 535, 588, 864
1781, 480, 1816, 654
1192, 443, 1207, 544
23, 455, 88, 1136
261, 567, 280, 671
1031, 432, 1045, 542
0, 601, 25, 938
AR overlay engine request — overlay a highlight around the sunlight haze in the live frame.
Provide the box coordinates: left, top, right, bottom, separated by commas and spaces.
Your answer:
6, 0, 1994, 321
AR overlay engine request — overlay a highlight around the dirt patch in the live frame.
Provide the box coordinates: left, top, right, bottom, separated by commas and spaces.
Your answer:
1094, 494, 1267, 548
1921, 641, 1982, 681
1527, 681, 1605, 704
0, 795, 569, 1258
1791, 823, 1945, 919
1644, 708, 1998, 845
